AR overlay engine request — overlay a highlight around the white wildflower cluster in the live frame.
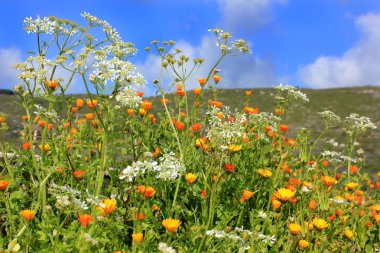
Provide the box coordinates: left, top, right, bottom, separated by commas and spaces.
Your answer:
258, 211, 268, 220
84, 233, 98, 246
23, 16, 57, 34
34, 104, 59, 121
81, 12, 121, 41
257, 233, 276, 244
206, 229, 250, 251
275, 84, 309, 102
115, 86, 142, 109
14, 56, 55, 82
330, 197, 348, 205
155, 152, 186, 181
321, 150, 357, 164
318, 110, 341, 127
344, 113, 377, 136
119, 160, 159, 182
206, 107, 245, 147
208, 28, 251, 54
158, 242, 176, 253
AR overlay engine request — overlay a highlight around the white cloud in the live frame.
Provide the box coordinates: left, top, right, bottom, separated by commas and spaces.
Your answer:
136, 35, 279, 95
298, 12, 380, 88
0, 47, 22, 90
216, 0, 288, 32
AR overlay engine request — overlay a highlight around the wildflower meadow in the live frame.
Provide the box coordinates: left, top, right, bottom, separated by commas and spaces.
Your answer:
0, 14, 380, 252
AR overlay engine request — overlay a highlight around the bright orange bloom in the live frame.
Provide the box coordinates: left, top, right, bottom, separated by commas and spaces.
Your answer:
274, 188, 295, 201
101, 199, 117, 214
20, 209, 35, 221
197, 78, 207, 87
241, 189, 254, 202
280, 124, 288, 132
191, 123, 202, 132
272, 199, 281, 210
225, 163, 235, 173
350, 165, 358, 174
244, 106, 259, 115
0, 180, 10, 191
127, 109, 134, 116
86, 99, 98, 109
175, 121, 185, 131
132, 232, 144, 243
288, 223, 302, 235
194, 88, 201, 95
275, 108, 284, 116
45, 80, 59, 89
22, 142, 31, 151
160, 98, 169, 105
309, 199, 317, 210
85, 113, 94, 120
153, 147, 160, 158
212, 75, 221, 84
73, 170, 86, 180
141, 100, 152, 110
47, 123, 53, 130
345, 229, 354, 240
202, 189, 207, 199
76, 98, 84, 109
287, 138, 296, 147
321, 175, 336, 186
185, 173, 197, 185
312, 218, 329, 230
134, 212, 146, 221
257, 169, 272, 178
245, 90, 252, 96
209, 100, 223, 108
38, 144, 50, 152
298, 240, 309, 249
177, 90, 185, 96
143, 186, 156, 198
162, 218, 181, 233
22, 115, 29, 121
176, 84, 183, 90
136, 91, 144, 97
38, 120, 46, 127
322, 160, 329, 166
78, 214, 94, 227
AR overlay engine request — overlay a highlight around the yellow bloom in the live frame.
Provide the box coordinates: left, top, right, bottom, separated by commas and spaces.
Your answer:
288, 223, 302, 235
274, 188, 295, 201
370, 204, 380, 212
346, 182, 359, 190
298, 239, 309, 249
185, 173, 197, 185
377, 171, 380, 178
344, 229, 354, 240
20, 209, 35, 221
228, 144, 242, 152
100, 199, 117, 215
7, 239, 21, 252
195, 138, 205, 147
312, 218, 329, 230
162, 218, 181, 233
257, 169, 272, 178
132, 232, 144, 243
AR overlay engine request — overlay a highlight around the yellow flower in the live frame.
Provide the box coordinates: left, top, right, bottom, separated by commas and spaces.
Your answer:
257, 169, 272, 178
346, 182, 359, 190
20, 209, 35, 221
185, 173, 197, 185
274, 188, 295, 201
312, 218, 329, 230
7, 239, 21, 252
370, 204, 380, 212
298, 239, 309, 249
344, 229, 354, 240
132, 232, 144, 243
99, 199, 117, 215
195, 138, 205, 147
162, 218, 181, 233
228, 144, 242, 152
377, 171, 380, 178
288, 223, 302, 235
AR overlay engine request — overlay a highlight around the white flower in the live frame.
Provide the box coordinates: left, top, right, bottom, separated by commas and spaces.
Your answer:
258, 211, 267, 219
158, 242, 176, 253
115, 86, 142, 109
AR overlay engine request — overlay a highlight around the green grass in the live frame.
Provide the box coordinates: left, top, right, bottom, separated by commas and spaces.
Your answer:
1, 86, 379, 172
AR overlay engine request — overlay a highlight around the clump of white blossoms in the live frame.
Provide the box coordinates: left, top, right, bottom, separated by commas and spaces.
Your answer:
119, 160, 159, 182
154, 152, 186, 181
208, 28, 252, 54
115, 86, 142, 109
23, 16, 58, 34
275, 84, 309, 103
158, 242, 176, 253
206, 228, 251, 251
318, 110, 341, 128
344, 113, 377, 137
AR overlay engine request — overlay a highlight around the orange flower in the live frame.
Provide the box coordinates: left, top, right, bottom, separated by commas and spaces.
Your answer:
78, 214, 94, 227
153, 147, 161, 157
193, 88, 201, 95
160, 98, 169, 105
73, 170, 86, 180
274, 188, 295, 201
22, 142, 31, 151
241, 189, 254, 202
177, 90, 185, 97
162, 218, 181, 233
244, 106, 259, 115
280, 124, 288, 132
225, 163, 235, 173
134, 212, 146, 221
309, 199, 317, 210
272, 199, 281, 210
136, 91, 144, 97
298, 240, 309, 249
141, 100, 153, 111
38, 120, 46, 127
321, 175, 336, 186
127, 108, 134, 116
287, 138, 296, 147
175, 121, 185, 131
21, 115, 29, 121
185, 173, 197, 184
0, 180, 10, 191
212, 75, 221, 84
245, 90, 252, 96
312, 218, 329, 230
257, 169, 272, 178
288, 223, 302, 235
197, 78, 207, 87
176, 84, 183, 90
100, 199, 117, 214
45, 80, 59, 89
132, 232, 144, 243
38, 144, 50, 152
202, 189, 207, 199
350, 165, 358, 174
275, 108, 284, 116
85, 113, 94, 120
76, 98, 84, 109
86, 99, 98, 109
191, 123, 202, 132
20, 209, 35, 221
345, 229, 354, 240
143, 186, 156, 198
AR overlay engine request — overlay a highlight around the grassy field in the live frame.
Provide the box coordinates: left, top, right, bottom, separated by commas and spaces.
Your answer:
1, 86, 379, 173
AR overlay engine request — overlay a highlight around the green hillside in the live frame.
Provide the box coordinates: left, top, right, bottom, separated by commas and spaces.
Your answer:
1, 86, 379, 172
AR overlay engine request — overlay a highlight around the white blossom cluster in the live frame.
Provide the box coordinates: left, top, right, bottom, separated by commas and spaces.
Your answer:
318, 110, 341, 127
115, 87, 142, 109
119, 160, 159, 182
34, 104, 59, 121
275, 84, 309, 102
81, 12, 121, 42
23, 16, 57, 34
206, 229, 250, 251
14, 56, 55, 82
208, 28, 251, 53
344, 113, 377, 136
155, 152, 186, 181
158, 242, 176, 253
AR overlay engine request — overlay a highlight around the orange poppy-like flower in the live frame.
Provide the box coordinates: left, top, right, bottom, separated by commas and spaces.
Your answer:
191, 123, 202, 132
241, 189, 254, 202
194, 88, 201, 95
0, 180, 10, 191
160, 98, 169, 105
45, 80, 59, 89
137, 185, 146, 194
197, 78, 207, 87
274, 188, 295, 201
225, 163, 235, 173
143, 186, 156, 198
288, 223, 302, 235
86, 99, 98, 109
272, 199, 281, 210
345, 229, 354, 240
185, 173, 197, 184
245, 90, 252, 96
287, 138, 296, 147
73, 170, 86, 180
202, 189, 207, 199
47, 123, 53, 130
312, 218, 329, 230
309, 199, 317, 210
85, 113, 94, 120
321, 175, 336, 186
78, 214, 94, 227
153, 147, 160, 157
76, 98, 84, 109
22, 142, 31, 151
162, 218, 181, 233
20, 209, 35, 221
152, 205, 159, 211
21, 115, 29, 121
132, 232, 144, 243
298, 240, 309, 249
275, 108, 284, 116
244, 106, 259, 115
136, 91, 144, 97
350, 165, 358, 174
209, 100, 223, 108
100, 199, 117, 214
175, 121, 185, 131
177, 90, 185, 97
141, 100, 152, 111
212, 75, 221, 84
257, 169, 272, 178
38, 120, 46, 128
370, 205, 380, 213
176, 84, 183, 90
280, 124, 288, 132
127, 108, 134, 116
134, 212, 146, 221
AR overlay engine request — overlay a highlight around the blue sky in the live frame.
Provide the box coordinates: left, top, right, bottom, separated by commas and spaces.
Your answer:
1, 0, 380, 94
